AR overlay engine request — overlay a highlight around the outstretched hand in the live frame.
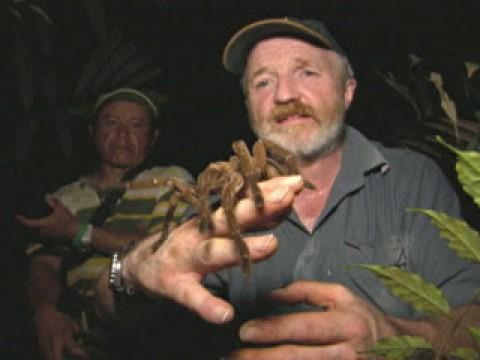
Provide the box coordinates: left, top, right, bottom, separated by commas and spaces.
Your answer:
227, 281, 398, 360
16, 194, 80, 241
120, 175, 304, 324
33, 306, 88, 360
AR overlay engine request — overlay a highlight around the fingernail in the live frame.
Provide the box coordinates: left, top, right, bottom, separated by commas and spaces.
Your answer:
286, 175, 302, 184
215, 307, 233, 324
270, 186, 290, 203
260, 234, 275, 252
239, 323, 258, 341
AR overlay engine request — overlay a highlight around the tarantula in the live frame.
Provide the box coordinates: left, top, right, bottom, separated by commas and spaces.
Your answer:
124, 139, 312, 273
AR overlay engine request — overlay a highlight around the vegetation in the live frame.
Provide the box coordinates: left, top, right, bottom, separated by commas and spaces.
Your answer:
3, 0, 167, 188
375, 54, 480, 156
361, 58, 480, 358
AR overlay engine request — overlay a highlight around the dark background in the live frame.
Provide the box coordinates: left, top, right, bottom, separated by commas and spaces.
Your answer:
2, 1, 480, 178
1, 1, 480, 358
140, 0, 480, 175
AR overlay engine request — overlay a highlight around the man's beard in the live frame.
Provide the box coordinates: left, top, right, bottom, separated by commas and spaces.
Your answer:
250, 100, 346, 162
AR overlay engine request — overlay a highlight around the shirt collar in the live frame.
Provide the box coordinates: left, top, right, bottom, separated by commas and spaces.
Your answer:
339, 126, 389, 189
288, 126, 389, 230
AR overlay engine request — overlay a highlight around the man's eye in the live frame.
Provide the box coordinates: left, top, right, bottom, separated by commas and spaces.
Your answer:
253, 79, 270, 89
104, 118, 118, 126
302, 69, 317, 76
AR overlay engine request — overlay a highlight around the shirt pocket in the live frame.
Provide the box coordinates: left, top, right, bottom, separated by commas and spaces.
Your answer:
347, 235, 418, 318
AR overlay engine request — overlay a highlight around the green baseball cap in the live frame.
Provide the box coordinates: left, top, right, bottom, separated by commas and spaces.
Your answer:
92, 87, 159, 119
222, 17, 347, 74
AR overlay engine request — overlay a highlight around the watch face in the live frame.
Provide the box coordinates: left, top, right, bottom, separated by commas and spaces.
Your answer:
108, 251, 136, 295
108, 252, 122, 289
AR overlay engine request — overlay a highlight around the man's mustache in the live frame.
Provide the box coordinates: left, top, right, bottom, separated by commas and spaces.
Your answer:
269, 101, 315, 122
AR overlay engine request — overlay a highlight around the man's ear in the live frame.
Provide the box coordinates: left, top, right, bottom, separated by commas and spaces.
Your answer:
244, 97, 251, 114
344, 78, 357, 110
150, 129, 159, 147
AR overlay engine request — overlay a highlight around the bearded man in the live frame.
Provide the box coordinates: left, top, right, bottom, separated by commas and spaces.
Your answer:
95, 19, 480, 360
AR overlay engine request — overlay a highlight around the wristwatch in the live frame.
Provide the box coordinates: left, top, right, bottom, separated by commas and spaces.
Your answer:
108, 251, 135, 295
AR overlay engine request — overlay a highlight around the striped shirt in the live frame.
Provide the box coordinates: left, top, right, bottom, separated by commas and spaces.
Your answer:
27, 165, 193, 330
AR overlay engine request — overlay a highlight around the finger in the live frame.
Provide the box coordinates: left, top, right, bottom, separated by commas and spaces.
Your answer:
239, 310, 354, 344
14, 214, 30, 225
211, 175, 303, 235
64, 338, 88, 359
227, 343, 357, 360
162, 274, 235, 324
50, 335, 65, 360
37, 334, 52, 360
45, 194, 62, 210
268, 281, 355, 307
193, 234, 278, 272
124, 231, 235, 324
14, 213, 50, 228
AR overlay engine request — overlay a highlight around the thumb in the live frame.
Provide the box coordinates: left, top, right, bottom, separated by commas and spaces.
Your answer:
268, 281, 338, 308
45, 194, 61, 209
14, 213, 30, 225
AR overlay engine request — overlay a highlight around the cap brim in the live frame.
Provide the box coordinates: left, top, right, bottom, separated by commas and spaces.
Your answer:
222, 18, 336, 74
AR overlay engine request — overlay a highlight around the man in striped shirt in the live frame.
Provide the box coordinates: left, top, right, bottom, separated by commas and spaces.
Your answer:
17, 87, 192, 360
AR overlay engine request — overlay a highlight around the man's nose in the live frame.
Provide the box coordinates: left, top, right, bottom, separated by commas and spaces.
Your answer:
115, 124, 131, 138
274, 77, 299, 103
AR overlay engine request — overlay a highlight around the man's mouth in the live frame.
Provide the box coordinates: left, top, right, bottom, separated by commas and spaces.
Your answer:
275, 114, 312, 125
112, 145, 135, 155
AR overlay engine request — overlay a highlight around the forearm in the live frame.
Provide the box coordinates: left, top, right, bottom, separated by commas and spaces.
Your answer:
386, 305, 480, 350
94, 271, 116, 317
89, 226, 146, 254
27, 255, 63, 311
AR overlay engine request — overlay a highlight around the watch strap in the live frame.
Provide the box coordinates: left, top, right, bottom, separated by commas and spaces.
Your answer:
108, 244, 137, 295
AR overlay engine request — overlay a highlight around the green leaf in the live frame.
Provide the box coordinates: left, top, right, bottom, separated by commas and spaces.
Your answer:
356, 264, 450, 316
430, 72, 459, 138
12, 30, 35, 115
81, 0, 108, 41
365, 335, 432, 360
102, 52, 154, 89
468, 327, 480, 346
88, 42, 139, 93
410, 209, 480, 263
375, 69, 422, 120
118, 67, 163, 88
449, 347, 480, 360
8, 7, 23, 21
74, 30, 124, 97
437, 136, 480, 206
28, 4, 53, 25
465, 62, 480, 79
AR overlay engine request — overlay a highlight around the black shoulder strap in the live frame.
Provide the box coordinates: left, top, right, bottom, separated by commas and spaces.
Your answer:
89, 164, 147, 226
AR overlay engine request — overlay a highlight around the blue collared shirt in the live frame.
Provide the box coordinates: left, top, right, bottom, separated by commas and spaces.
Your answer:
206, 126, 480, 321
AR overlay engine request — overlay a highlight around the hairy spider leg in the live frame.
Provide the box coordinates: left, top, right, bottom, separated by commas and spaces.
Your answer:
232, 140, 264, 210
262, 139, 316, 190
149, 177, 200, 252
220, 170, 251, 273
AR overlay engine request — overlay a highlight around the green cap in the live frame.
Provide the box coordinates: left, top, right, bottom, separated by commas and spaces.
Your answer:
222, 17, 346, 74
92, 87, 159, 120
